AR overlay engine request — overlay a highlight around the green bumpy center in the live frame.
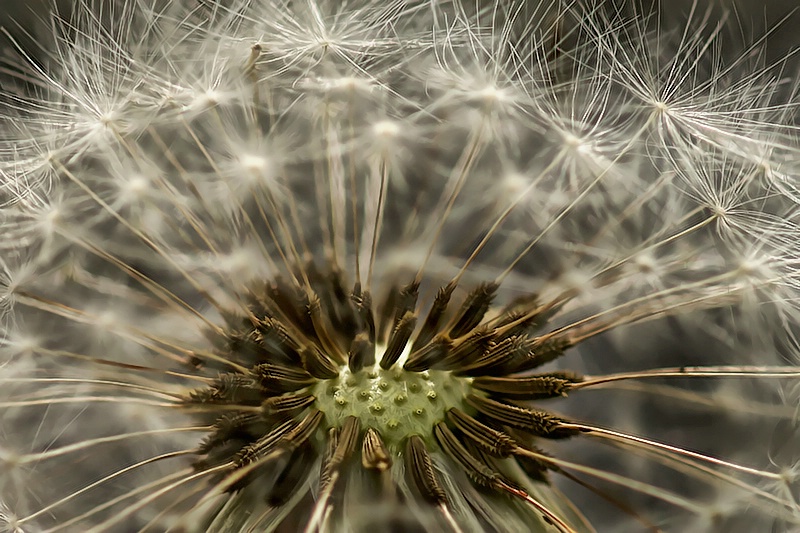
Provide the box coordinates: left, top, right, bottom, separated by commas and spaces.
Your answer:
313, 365, 473, 448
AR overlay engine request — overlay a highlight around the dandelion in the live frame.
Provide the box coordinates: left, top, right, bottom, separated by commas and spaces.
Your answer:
1, 1, 799, 531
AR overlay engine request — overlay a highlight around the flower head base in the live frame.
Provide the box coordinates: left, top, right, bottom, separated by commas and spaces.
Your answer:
314, 367, 472, 442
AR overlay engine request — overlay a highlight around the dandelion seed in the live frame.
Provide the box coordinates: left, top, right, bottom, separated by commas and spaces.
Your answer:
1, 1, 799, 532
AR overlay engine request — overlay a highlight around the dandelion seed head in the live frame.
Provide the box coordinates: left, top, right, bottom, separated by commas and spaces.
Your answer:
1, 0, 799, 531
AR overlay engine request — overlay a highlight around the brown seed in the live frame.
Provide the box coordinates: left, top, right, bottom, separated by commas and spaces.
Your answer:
380, 311, 417, 369
438, 326, 495, 370
472, 374, 579, 400
235, 418, 297, 467
413, 281, 456, 349
454, 335, 534, 376
348, 332, 375, 372
465, 394, 578, 439
251, 363, 316, 393
351, 285, 377, 344
266, 279, 314, 337
404, 335, 452, 372
281, 410, 324, 453
362, 427, 392, 471
507, 336, 572, 373
433, 422, 502, 488
300, 345, 340, 379
319, 427, 339, 488
448, 281, 499, 339
375, 284, 399, 344
405, 435, 447, 505
446, 408, 517, 457
198, 412, 261, 454
394, 281, 421, 328
307, 292, 347, 363
189, 372, 263, 404
261, 392, 317, 415
320, 416, 361, 490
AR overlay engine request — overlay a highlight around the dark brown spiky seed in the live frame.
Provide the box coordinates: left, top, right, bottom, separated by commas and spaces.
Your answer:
362, 428, 396, 500
472, 373, 581, 400
307, 292, 347, 362
255, 317, 300, 354
235, 418, 299, 467
404, 335, 452, 372
320, 427, 339, 489
496, 293, 540, 322
394, 281, 421, 329
265, 279, 314, 337
465, 394, 579, 439
198, 412, 262, 455
236, 410, 323, 468
351, 286, 377, 343
446, 408, 518, 457
438, 326, 495, 370
507, 336, 573, 373
448, 282, 499, 339
405, 435, 447, 505
188, 373, 263, 404
251, 363, 316, 393
375, 284, 399, 344
261, 392, 317, 415
454, 335, 535, 376
362, 428, 392, 471
310, 267, 358, 338
380, 311, 417, 369
413, 281, 456, 349
348, 332, 375, 372
433, 422, 504, 489
300, 345, 340, 379
320, 416, 361, 490
281, 409, 325, 452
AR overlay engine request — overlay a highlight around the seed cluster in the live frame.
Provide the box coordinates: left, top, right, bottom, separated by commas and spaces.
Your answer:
186, 264, 589, 529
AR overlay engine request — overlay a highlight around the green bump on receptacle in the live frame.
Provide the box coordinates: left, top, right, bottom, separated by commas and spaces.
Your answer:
313, 366, 472, 448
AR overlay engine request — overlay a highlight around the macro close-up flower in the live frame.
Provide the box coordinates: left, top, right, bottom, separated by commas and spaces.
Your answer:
1, 0, 799, 531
